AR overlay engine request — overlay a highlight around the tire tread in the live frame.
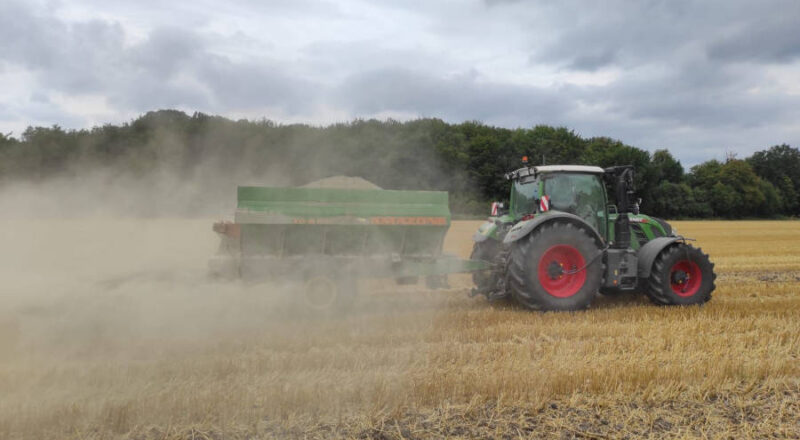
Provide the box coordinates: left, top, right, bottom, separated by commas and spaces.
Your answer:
645, 244, 715, 305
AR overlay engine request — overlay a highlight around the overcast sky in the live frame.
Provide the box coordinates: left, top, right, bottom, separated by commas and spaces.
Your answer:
1, 0, 799, 165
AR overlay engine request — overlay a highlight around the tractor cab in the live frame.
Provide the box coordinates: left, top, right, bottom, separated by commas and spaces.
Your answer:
475, 165, 609, 243
508, 165, 608, 238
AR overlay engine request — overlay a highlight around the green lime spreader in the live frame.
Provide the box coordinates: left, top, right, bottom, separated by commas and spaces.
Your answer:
210, 184, 488, 311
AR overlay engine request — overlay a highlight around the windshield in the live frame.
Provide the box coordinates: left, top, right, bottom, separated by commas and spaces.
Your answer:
512, 179, 539, 217
542, 173, 607, 235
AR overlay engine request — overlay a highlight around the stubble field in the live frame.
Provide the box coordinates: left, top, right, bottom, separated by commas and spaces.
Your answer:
0, 219, 798, 439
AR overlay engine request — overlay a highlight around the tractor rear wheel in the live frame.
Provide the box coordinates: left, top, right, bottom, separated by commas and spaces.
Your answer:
645, 244, 715, 305
508, 221, 603, 311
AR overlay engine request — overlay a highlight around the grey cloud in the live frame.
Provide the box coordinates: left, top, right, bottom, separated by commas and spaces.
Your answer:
196, 56, 320, 113
510, 0, 800, 155
109, 28, 211, 110
530, 1, 800, 70
0, 0, 320, 115
708, 15, 800, 63
301, 41, 452, 82
2, 97, 87, 131
0, 4, 119, 95
110, 77, 209, 111
50, 21, 127, 94
567, 50, 618, 72
483, 0, 522, 6
0, 0, 61, 68
573, 55, 800, 142
0, 1, 127, 93
132, 27, 205, 78
335, 68, 573, 125
30, 92, 50, 104
530, 1, 701, 71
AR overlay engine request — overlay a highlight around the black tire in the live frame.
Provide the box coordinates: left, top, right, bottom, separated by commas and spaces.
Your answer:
470, 240, 500, 291
296, 276, 357, 314
645, 244, 715, 305
508, 221, 603, 311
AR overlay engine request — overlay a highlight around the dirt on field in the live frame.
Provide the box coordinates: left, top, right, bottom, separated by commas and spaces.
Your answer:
0, 219, 798, 439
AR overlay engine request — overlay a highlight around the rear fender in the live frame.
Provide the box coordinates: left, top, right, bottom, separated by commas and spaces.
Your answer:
637, 237, 682, 278
502, 212, 603, 246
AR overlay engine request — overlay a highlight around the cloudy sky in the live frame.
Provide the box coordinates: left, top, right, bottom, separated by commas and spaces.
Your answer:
1, 0, 799, 165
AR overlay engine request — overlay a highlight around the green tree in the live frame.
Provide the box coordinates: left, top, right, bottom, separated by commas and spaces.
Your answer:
688, 160, 722, 189
650, 181, 687, 218
710, 182, 740, 217
748, 144, 800, 186
777, 176, 798, 215
0, 108, 793, 218
528, 125, 585, 165
747, 144, 800, 216
651, 149, 684, 183
718, 160, 765, 217
758, 179, 783, 217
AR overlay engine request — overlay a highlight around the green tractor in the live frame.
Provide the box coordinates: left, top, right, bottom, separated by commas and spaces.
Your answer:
471, 163, 715, 311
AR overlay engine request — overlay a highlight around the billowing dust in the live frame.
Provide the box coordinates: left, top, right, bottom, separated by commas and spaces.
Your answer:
0, 177, 471, 360
2, 217, 250, 354
0, 179, 478, 438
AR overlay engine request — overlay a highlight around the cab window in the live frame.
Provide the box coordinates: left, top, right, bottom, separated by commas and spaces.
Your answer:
511, 178, 539, 217
542, 173, 607, 236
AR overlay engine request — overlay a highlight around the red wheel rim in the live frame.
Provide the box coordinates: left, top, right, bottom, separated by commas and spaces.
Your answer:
670, 260, 702, 297
537, 245, 587, 298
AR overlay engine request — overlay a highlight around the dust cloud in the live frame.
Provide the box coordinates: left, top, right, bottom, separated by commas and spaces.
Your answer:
0, 173, 321, 360
1, 215, 266, 361
0, 140, 476, 438
0, 167, 459, 364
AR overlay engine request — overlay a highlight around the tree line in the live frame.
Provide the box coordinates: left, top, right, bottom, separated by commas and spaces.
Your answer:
1, 109, 798, 218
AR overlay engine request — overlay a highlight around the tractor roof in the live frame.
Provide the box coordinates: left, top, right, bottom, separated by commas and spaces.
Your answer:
505, 165, 605, 180
535, 165, 605, 174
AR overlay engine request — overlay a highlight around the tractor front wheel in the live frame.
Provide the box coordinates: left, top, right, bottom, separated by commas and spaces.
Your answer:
508, 221, 603, 311
645, 244, 715, 305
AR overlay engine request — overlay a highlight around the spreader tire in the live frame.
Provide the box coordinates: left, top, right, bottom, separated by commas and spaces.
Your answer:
296, 275, 357, 314
645, 244, 715, 305
508, 221, 603, 311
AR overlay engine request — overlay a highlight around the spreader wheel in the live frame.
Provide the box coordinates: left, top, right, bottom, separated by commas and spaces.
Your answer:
297, 275, 357, 314
645, 244, 715, 305
508, 221, 603, 311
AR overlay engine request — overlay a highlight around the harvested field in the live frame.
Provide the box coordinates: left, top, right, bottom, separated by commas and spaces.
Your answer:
0, 219, 798, 439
